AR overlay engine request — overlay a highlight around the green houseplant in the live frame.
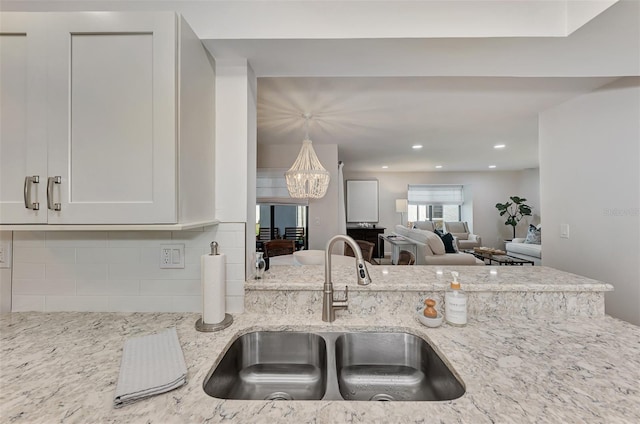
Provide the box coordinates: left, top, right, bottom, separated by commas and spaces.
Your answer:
495, 196, 532, 239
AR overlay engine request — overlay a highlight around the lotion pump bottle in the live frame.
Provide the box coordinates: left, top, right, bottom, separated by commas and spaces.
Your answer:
445, 271, 467, 326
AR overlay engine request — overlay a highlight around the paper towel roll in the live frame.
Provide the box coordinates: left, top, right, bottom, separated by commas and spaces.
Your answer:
201, 253, 226, 324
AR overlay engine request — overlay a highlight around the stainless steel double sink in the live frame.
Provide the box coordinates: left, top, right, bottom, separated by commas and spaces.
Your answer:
203, 331, 465, 402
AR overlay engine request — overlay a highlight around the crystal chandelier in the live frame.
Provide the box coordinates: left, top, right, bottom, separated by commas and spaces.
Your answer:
285, 114, 330, 199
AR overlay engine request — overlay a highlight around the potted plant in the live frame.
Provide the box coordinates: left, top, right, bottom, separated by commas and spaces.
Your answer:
495, 196, 532, 238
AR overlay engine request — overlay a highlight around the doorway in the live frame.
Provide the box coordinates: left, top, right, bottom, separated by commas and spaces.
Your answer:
256, 204, 308, 250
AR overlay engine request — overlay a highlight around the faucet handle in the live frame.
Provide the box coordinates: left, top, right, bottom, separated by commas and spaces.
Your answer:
334, 285, 348, 302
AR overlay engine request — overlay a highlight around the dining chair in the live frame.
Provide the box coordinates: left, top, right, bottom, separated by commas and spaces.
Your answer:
344, 239, 375, 263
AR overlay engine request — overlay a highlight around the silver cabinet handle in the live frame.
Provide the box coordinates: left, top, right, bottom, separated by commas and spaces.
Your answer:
47, 176, 62, 211
23, 176, 40, 210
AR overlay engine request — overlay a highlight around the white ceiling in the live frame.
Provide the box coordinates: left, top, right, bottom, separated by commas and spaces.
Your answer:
217, 1, 636, 172
9, 0, 637, 173
257, 76, 618, 172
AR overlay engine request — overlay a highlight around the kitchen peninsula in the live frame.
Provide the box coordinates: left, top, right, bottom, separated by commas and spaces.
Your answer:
1, 266, 639, 423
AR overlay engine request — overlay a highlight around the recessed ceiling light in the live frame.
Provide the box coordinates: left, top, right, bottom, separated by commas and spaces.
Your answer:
494, 144, 506, 149
412, 144, 423, 149
382, 165, 389, 169
435, 165, 443, 169
488, 165, 497, 169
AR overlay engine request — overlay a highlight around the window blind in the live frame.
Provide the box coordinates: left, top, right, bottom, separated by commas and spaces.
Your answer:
256, 169, 309, 205
407, 185, 464, 205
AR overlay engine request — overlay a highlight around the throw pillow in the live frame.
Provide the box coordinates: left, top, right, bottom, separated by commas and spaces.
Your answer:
440, 233, 457, 254
452, 236, 459, 252
435, 228, 459, 252
524, 224, 541, 244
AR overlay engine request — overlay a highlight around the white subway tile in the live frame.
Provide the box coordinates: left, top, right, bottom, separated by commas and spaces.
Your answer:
107, 231, 172, 247
171, 230, 225, 248
140, 248, 161, 265
185, 248, 204, 264
46, 264, 107, 280
12, 295, 45, 312
226, 263, 246, 281
13, 279, 75, 295
45, 296, 108, 312
13, 263, 45, 279
45, 232, 107, 247
225, 279, 245, 296
13, 247, 76, 264
237, 232, 248, 248
225, 295, 244, 313
139, 279, 200, 296
170, 296, 201, 312
219, 247, 245, 264
107, 296, 173, 312
76, 279, 139, 296
0, 269, 11, 313
108, 263, 200, 280
75, 248, 140, 264
13, 232, 45, 247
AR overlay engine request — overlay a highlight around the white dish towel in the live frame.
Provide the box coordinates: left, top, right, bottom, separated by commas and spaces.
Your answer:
114, 327, 187, 408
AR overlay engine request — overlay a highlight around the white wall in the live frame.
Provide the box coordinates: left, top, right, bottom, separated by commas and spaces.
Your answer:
215, 59, 256, 291
539, 77, 640, 325
257, 144, 339, 250
344, 170, 541, 249
518, 168, 541, 225
10, 224, 245, 313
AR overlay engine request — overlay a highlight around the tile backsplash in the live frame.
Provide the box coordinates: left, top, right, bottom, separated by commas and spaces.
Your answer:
11, 223, 245, 313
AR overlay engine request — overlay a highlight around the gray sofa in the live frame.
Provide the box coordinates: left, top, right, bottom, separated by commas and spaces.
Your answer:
506, 238, 542, 265
393, 225, 484, 265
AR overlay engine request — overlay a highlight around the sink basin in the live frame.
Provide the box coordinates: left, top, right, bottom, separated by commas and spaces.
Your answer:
335, 332, 465, 401
203, 331, 327, 400
204, 331, 464, 402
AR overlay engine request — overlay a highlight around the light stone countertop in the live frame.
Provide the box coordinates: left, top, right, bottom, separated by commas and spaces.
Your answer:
1, 311, 639, 423
248, 264, 615, 293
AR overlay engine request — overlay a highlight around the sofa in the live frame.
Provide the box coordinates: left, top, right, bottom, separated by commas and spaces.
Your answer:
506, 238, 542, 265
393, 225, 484, 265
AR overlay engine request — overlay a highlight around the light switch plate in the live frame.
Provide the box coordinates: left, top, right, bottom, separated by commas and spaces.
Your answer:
160, 244, 185, 269
560, 224, 570, 239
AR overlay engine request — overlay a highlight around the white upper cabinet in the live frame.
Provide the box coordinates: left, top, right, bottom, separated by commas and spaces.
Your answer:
0, 12, 216, 227
0, 14, 48, 224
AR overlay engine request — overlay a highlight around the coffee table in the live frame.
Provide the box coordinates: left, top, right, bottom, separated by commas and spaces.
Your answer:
463, 249, 534, 266
378, 234, 417, 265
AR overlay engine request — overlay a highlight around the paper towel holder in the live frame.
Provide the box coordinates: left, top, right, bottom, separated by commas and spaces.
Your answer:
195, 241, 234, 332
195, 314, 233, 332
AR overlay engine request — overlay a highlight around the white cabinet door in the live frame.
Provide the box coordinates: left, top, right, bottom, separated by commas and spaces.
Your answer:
46, 13, 177, 224
0, 14, 48, 224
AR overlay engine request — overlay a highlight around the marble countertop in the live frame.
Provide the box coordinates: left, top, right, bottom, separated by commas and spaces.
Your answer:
1, 311, 639, 423
248, 264, 614, 293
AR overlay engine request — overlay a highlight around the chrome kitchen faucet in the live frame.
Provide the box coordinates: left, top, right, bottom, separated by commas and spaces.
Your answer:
323, 235, 372, 322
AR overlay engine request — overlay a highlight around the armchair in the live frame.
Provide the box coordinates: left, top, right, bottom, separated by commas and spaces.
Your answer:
444, 221, 482, 250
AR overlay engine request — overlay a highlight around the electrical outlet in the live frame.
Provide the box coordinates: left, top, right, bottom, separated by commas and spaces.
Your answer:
160, 244, 185, 269
0, 241, 11, 268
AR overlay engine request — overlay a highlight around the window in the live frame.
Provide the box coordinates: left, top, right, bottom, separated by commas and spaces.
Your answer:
407, 185, 463, 229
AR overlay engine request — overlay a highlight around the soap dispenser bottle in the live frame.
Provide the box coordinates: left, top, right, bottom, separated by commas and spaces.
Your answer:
445, 271, 467, 326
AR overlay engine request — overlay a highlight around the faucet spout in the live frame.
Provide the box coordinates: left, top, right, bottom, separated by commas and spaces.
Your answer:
322, 235, 372, 322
